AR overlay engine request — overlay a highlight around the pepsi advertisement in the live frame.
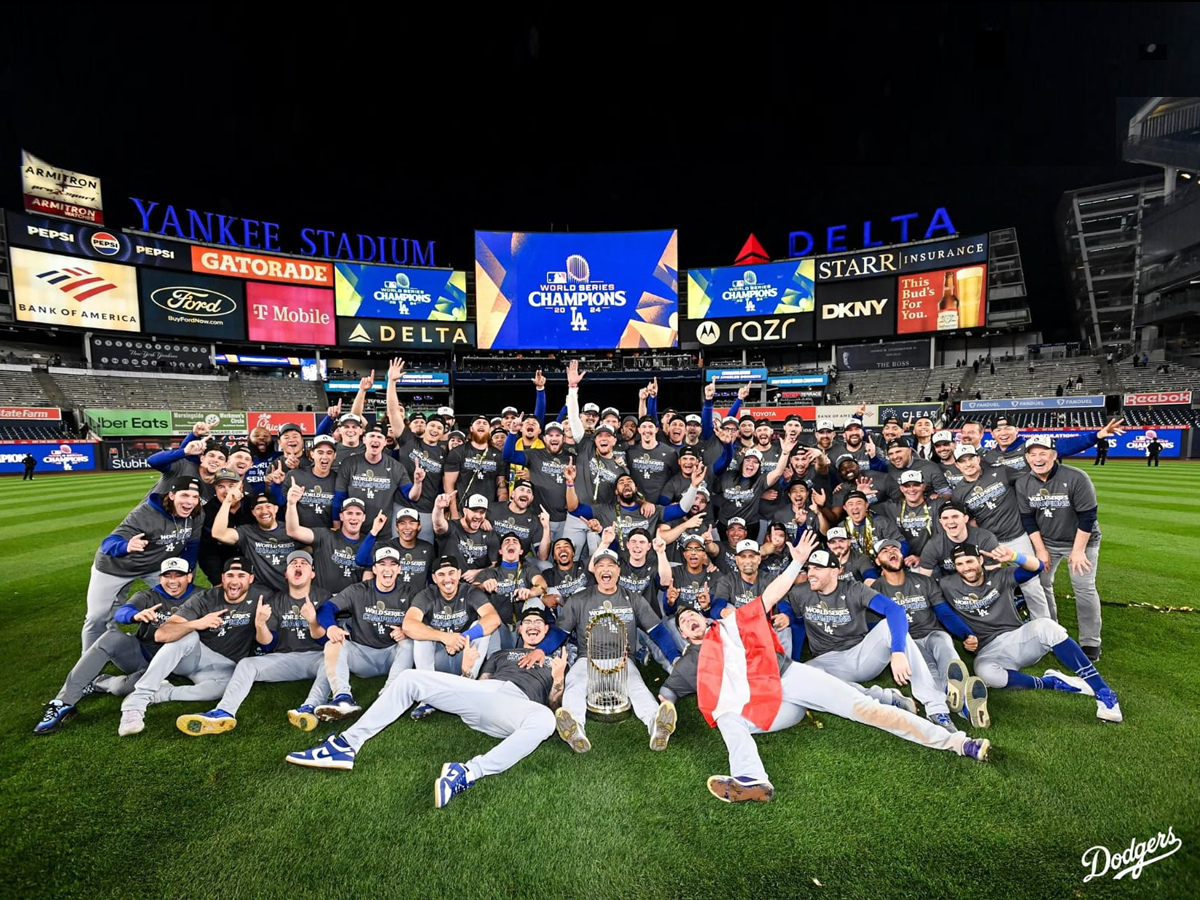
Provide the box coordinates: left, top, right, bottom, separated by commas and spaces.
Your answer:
334, 263, 467, 321
5, 210, 191, 270
475, 230, 678, 350
687, 259, 815, 319
0, 441, 98, 474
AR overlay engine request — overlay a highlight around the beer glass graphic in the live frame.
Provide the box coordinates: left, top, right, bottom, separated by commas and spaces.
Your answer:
955, 267, 984, 327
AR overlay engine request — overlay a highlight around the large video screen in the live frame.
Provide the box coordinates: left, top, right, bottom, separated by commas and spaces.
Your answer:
896, 263, 987, 334
334, 263, 467, 321
475, 230, 678, 350
687, 259, 815, 319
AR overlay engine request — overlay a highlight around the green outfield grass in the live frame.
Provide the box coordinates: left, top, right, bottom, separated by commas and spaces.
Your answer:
2, 462, 1198, 900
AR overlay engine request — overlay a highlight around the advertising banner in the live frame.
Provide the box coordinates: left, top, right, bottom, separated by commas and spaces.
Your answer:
0, 407, 61, 420
815, 234, 988, 282
86, 410, 171, 436
138, 269, 247, 340
215, 354, 303, 366
246, 283, 336, 345
100, 442, 160, 471
170, 412, 248, 435
767, 374, 829, 387
687, 259, 815, 319
336, 317, 476, 349
815, 276, 896, 341
836, 339, 929, 371
0, 440, 97, 474
21, 150, 104, 223
816, 404, 881, 427
7, 211, 190, 269
334, 263, 467, 321
706, 368, 768, 383
981, 429, 1183, 459
739, 406, 818, 422
192, 247, 333, 287
960, 396, 1106, 412
876, 401, 945, 423
325, 374, 451, 391
1122, 391, 1192, 406
896, 264, 987, 333
475, 230, 678, 350
11, 247, 140, 332
247, 411, 318, 435
89, 337, 211, 372
680, 312, 814, 347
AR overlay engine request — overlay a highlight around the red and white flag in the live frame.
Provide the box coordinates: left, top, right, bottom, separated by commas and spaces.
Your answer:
696, 602, 783, 731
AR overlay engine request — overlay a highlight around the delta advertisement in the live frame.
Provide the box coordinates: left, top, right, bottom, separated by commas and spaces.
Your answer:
334, 263, 467, 321
0, 441, 98, 474
475, 230, 678, 350
6, 211, 190, 269
10, 247, 141, 332
896, 264, 987, 333
687, 259, 815, 320
981, 429, 1183, 459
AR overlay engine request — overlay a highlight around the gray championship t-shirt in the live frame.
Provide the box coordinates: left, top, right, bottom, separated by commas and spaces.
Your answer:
174, 587, 260, 661
787, 579, 882, 657
951, 468, 1025, 542
555, 585, 661, 660
937, 567, 1027, 649
330, 580, 415, 650
1015, 464, 1101, 546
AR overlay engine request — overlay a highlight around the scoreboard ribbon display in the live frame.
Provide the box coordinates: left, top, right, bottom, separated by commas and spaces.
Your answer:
475, 230, 678, 350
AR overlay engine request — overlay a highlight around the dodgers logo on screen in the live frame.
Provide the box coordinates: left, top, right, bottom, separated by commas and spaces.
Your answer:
372, 271, 433, 316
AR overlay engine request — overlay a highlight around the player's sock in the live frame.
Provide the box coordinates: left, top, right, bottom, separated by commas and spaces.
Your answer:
465, 762, 483, 783
1051, 639, 1109, 694
1004, 670, 1043, 690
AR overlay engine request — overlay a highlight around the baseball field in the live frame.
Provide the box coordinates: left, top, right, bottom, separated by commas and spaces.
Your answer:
2, 462, 1198, 900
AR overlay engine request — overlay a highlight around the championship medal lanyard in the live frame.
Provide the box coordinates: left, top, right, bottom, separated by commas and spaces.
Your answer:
902, 500, 932, 536
845, 513, 875, 555
463, 445, 490, 498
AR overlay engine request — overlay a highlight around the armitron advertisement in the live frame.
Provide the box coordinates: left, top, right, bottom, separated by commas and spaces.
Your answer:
10, 248, 140, 332
21, 150, 104, 223
475, 230, 678, 350
687, 259, 815, 319
335, 264, 467, 321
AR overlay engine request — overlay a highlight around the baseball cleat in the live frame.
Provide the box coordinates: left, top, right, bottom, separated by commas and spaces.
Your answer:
554, 709, 591, 753
34, 701, 77, 735
707, 775, 774, 803
886, 689, 917, 715
410, 703, 436, 721
315, 694, 362, 721
1095, 688, 1123, 723
288, 705, 318, 731
176, 709, 237, 736
435, 762, 475, 808
118, 709, 145, 736
964, 677, 991, 729
79, 680, 101, 699
1043, 669, 1094, 696
945, 660, 967, 712
961, 737, 991, 762
650, 700, 677, 751
927, 712, 959, 734
1081, 645, 1102, 662
285, 734, 356, 770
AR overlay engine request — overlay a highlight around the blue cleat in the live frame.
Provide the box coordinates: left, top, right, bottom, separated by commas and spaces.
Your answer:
435, 762, 475, 808
285, 734, 356, 770
964, 677, 990, 729
176, 709, 237, 736
1095, 688, 1123, 723
927, 712, 959, 734
410, 703, 436, 721
315, 694, 361, 722
288, 705, 318, 731
961, 737, 991, 762
945, 660, 968, 712
707, 775, 774, 803
34, 701, 77, 735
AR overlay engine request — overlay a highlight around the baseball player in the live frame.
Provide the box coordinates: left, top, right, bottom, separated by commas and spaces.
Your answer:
918, 502, 1000, 580
82, 475, 204, 653
838, 489, 906, 561
355, 507, 436, 593
444, 414, 508, 516
285, 479, 369, 592
175, 550, 331, 735
117, 558, 267, 736
542, 538, 592, 609
267, 433, 338, 530
824, 526, 879, 585
211, 482, 300, 594
488, 480, 551, 561
433, 492, 499, 579
334, 422, 421, 540
474, 532, 551, 647
36, 558, 196, 735
659, 534, 990, 804
503, 419, 574, 547
937, 543, 1122, 722
147, 426, 227, 500
285, 607, 567, 809
890, 470, 944, 566
930, 431, 965, 490
710, 537, 795, 655
403, 556, 502, 678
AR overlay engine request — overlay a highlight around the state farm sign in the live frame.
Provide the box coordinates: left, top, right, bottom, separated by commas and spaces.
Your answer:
1122, 391, 1192, 406
0, 406, 61, 420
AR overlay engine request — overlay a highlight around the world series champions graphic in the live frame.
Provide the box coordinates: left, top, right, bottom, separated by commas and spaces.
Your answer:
474, 230, 678, 350
687, 259, 815, 320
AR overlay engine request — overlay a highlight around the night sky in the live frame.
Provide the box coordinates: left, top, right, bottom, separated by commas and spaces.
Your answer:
3, 3, 1194, 340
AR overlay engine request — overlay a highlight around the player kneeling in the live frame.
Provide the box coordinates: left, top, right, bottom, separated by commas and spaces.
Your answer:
285, 608, 566, 809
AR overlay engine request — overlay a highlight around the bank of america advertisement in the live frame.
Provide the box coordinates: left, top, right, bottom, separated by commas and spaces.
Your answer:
687, 259, 815, 319
10, 247, 140, 332
475, 230, 678, 349
334, 263, 467, 321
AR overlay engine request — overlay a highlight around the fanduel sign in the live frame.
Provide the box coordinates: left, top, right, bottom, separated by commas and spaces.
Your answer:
130, 198, 436, 266
789, 208, 956, 257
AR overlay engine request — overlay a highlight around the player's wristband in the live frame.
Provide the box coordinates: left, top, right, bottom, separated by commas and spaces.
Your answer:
565, 483, 575, 487
1014, 552, 1027, 567
464, 623, 485, 642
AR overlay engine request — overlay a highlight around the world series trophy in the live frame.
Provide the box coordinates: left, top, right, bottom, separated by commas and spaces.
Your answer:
585, 608, 631, 722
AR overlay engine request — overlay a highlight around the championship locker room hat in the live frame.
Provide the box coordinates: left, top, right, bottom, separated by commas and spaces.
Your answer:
826, 527, 849, 540
518, 606, 552, 625
448, 430, 465, 440
375, 546, 401, 563
886, 437, 910, 450
601, 406, 621, 418
223, 557, 253, 574
953, 444, 979, 460
721, 415, 739, 426
678, 446, 701, 459
784, 414, 803, 425
816, 420, 835, 431
681, 533, 707, 548
338, 413, 364, 426
939, 501, 969, 517
407, 411, 427, 422
160, 557, 190, 575
213, 467, 241, 483
498, 532, 522, 546
227, 444, 252, 457
593, 548, 620, 564
582, 402, 601, 414
544, 421, 564, 434
625, 527, 652, 543
286, 550, 314, 565
501, 406, 519, 415
899, 470, 925, 485
738, 414, 756, 424
994, 415, 1015, 428
727, 517, 747, 528
685, 414, 703, 424
251, 492, 278, 508
932, 430, 954, 444
637, 415, 657, 427
465, 494, 490, 510
395, 507, 420, 521
511, 479, 534, 492
470, 413, 490, 425
594, 424, 617, 436
1025, 435, 1054, 451
743, 449, 763, 460
201, 439, 227, 456
834, 453, 856, 466
873, 539, 902, 555
312, 434, 336, 448
438, 406, 455, 417
735, 539, 760, 554
882, 415, 902, 426
951, 543, 982, 560
365, 422, 387, 436
278, 423, 303, 436
165, 475, 202, 495
341, 497, 367, 510
805, 549, 840, 568
843, 490, 869, 503
843, 419, 863, 429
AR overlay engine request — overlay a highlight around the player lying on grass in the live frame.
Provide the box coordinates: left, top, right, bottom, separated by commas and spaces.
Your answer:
285, 607, 567, 809
659, 531, 992, 804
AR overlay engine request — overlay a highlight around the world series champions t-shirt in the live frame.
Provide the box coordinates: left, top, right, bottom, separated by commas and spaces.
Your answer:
363, 539, 435, 599
336, 454, 412, 540
329, 580, 415, 650
554, 585, 662, 661
174, 587, 261, 661
870, 571, 945, 640
233, 523, 300, 593
937, 567, 1027, 649
488, 502, 545, 556
93, 498, 205, 579
518, 446, 574, 521
474, 559, 542, 625
410, 584, 493, 634
951, 468, 1024, 541
285, 469, 337, 530
308, 529, 369, 593
1015, 465, 1101, 546
438, 521, 499, 572
266, 586, 333, 653
480, 646, 560, 705
126, 584, 195, 653
446, 444, 506, 503
626, 443, 679, 504
787, 579, 883, 657
403, 441, 447, 515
